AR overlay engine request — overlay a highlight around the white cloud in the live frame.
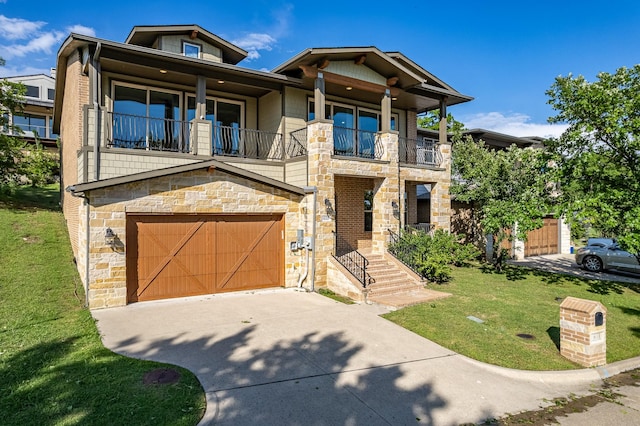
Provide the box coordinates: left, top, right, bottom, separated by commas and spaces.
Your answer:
462, 112, 569, 139
0, 64, 52, 78
0, 15, 46, 40
232, 33, 277, 61
66, 24, 96, 37
0, 30, 65, 59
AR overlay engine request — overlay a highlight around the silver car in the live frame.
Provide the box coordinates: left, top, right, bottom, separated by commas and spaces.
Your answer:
575, 238, 640, 273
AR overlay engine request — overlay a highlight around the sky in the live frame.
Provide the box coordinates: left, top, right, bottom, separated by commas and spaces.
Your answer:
1, 0, 639, 138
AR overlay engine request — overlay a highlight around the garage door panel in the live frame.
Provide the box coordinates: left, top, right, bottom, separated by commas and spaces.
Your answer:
127, 214, 283, 303
525, 218, 558, 257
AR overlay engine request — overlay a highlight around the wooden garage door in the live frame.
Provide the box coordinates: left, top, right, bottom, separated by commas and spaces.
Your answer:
525, 218, 559, 257
126, 214, 283, 302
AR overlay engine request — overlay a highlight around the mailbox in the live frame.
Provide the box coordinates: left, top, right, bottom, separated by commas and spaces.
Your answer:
559, 297, 607, 367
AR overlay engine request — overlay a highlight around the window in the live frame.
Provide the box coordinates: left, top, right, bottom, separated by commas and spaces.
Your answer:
47, 88, 55, 100
25, 85, 39, 98
186, 95, 244, 155
182, 42, 201, 58
111, 83, 182, 150
13, 113, 46, 137
364, 190, 373, 232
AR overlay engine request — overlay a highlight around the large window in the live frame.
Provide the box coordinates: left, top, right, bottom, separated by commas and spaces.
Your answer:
13, 113, 46, 137
111, 83, 183, 150
25, 85, 39, 98
186, 96, 243, 155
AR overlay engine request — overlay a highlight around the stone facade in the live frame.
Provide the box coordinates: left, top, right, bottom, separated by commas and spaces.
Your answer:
83, 168, 305, 308
559, 297, 607, 367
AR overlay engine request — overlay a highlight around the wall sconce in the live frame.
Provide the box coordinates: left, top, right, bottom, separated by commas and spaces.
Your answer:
324, 198, 335, 219
391, 201, 400, 219
105, 227, 117, 247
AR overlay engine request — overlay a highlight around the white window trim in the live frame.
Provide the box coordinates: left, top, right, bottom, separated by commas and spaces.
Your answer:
185, 94, 245, 128
308, 98, 398, 131
182, 41, 201, 59
110, 81, 183, 118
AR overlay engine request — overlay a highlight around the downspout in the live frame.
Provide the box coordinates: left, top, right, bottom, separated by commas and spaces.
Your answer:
92, 42, 102, 181
66, 186, 90, 307
303, 186, 317, 291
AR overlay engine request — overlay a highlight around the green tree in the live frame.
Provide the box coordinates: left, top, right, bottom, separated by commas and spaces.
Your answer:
452, 136, 553, 263
546, 65, 640, 254
0, 77, 27, 189
417, 110, 465, 137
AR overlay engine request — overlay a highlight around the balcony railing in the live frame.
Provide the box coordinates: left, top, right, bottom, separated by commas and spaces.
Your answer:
107, 112, 191, 153
398, 136, 443, 167
333, 127, 383, 160
287, 127, 307, 158
213, 124, 283, 160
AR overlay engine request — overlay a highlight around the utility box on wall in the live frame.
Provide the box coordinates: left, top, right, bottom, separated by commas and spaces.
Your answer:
559, 296, 607, 367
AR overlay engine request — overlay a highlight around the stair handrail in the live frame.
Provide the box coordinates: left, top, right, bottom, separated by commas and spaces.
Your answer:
332, 232, 374, 288
387, 228, 427, 279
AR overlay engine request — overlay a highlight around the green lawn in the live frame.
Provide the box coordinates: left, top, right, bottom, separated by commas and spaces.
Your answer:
0, 185, 205, 425
384, 263, 640, 370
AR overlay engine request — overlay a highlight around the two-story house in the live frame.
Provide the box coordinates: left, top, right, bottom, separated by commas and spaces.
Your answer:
54, 24, 472, 308
3, 71, 58, 148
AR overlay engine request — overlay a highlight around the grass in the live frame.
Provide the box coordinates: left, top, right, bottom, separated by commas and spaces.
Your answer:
318, 288, 355, 304
0, 184, 205, 425
383, 263, 640, 370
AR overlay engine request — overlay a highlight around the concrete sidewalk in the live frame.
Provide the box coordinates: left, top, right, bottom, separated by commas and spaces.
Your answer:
92, 290, 638, 425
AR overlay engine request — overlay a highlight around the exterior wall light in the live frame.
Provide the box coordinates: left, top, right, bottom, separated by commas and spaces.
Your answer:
324, 198, 335, 218
105, 228, 117, 247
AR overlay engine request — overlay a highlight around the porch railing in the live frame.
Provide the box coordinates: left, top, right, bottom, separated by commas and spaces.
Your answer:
333, 127, 383, 160
213, 124, 284, 160
333, 232, 373, 288
398, 136, 442, 167
387, 228, 426, 279
107, 112, 191, 153
287, 127, 307, 158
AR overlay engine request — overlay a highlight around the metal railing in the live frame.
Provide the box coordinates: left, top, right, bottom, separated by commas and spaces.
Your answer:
333, 127, 383, 160
287, 127, 307, 158
333, 232, 373, 288
398, 136, 442, 167
387, 228, 426, 279
107, 112, 191, 153
213, 124, 284, 160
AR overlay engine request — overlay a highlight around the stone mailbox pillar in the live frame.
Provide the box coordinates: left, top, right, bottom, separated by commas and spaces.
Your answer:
559, 296, 607, 367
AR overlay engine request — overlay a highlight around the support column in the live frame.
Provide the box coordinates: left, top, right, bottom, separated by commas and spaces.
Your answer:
314, 72, 326, 120
439, 97, 448, 146
430, 181, 451, 232
306, 119, 334, 287
381, 89, 392, 132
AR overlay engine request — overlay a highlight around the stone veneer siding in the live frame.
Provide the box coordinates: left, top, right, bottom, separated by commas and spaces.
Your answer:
82, 168, 305, 309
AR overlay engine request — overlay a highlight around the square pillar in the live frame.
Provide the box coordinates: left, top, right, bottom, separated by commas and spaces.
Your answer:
560, 297, 607, 367
192, 119, 212, 156
306, 119, 334, 287
371, 131, 400, 254
430, 181, 451, 231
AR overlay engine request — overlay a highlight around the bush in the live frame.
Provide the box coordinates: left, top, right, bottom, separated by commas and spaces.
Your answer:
389, 229, 480, 283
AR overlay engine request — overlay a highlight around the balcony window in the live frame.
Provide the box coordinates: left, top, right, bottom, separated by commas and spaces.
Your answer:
186, 95, 243, 156
13, 113, 46, 138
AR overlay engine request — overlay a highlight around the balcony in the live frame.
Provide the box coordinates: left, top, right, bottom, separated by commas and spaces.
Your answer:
106, 112, 287, 161
333, 127, 383, 160
398, 136, 443, 167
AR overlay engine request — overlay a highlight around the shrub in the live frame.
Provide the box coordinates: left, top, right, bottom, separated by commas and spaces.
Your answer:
389, 229, 480, 283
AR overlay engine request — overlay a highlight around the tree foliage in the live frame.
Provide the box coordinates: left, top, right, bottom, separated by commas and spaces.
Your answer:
546, 65, 640, 253
452, 136, 553, 255
417, 110, 465, 136
0, 79, 27, 188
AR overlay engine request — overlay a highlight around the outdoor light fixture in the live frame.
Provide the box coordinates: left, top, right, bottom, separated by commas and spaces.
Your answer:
105, 228, 117, 247
345, 86, 353, 91
391, 201, 400, 218
324, 198, 335, 218
159, 69, 168, 74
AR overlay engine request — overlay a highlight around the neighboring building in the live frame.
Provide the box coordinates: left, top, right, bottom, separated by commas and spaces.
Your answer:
53, 24, 472, 308
417, 126, 570, 259
3, 71, 58, 148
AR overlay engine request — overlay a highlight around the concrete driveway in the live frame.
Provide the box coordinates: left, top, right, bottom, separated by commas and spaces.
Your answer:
91, 289, 625, 425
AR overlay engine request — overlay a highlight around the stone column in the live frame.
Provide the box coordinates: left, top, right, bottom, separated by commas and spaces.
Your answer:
306, 119, 334, 287
430, 181, 451, 231
193, 119, 212, 156
372, 131, 400, 253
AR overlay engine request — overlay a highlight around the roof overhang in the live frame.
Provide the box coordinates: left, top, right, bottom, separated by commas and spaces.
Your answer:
66, 159, 306, 196
53, 33, 303, 132
272, 47, 472, 113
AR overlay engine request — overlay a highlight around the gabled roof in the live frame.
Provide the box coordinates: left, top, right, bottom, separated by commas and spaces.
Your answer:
66, 159, 306, 196
125, 24, 248, 65
272, 47, 472, 112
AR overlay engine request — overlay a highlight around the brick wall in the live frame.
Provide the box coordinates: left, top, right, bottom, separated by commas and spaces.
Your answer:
60, 50, 89, 257
334, 176, 374, 250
